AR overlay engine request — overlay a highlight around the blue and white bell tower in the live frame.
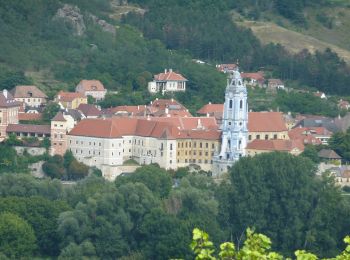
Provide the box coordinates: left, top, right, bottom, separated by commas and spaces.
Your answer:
213, 67, 248, 177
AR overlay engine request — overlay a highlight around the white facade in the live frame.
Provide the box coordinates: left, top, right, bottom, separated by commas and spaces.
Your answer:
68, 136, 124, 167
83, 90, 107, 101
68, 134, 177, 170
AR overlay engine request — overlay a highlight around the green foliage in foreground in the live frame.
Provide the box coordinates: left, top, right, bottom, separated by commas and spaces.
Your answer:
190, 228, 350, 260
0, 154, 350, 258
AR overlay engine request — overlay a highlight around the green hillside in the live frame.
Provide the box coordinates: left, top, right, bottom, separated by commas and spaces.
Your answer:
1, 0, 350, 112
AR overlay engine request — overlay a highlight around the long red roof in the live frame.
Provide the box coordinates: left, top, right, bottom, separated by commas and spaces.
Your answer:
68, 117, 220, 140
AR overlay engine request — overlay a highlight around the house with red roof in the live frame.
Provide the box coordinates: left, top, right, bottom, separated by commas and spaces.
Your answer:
246, 139, 304, 156
76, 80, 107, 101
241, 71, 265, 87
216, 64, 238, 73
54, 91, 87, 109
288, 126, 332, 145
148, 69, 187, 95
338, 99, 350, 110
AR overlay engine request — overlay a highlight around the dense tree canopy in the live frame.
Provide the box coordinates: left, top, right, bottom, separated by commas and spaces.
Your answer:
0, 212, 37, 258
220, 152, 350, 257
1, 152, 350, 258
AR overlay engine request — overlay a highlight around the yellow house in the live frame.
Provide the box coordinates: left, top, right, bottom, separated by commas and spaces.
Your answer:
176, 130, 221, 171
55, 91, 87, 109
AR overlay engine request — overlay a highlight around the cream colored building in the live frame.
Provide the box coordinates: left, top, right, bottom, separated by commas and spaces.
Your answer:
50, 112, 76, 156
68, 118, 178, 170
10, 85, 47, 108
76, 80, 107, 101
0, 89, 20, 141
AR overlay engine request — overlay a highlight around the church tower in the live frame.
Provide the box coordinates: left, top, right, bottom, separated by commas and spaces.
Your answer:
212, 67, 248, 177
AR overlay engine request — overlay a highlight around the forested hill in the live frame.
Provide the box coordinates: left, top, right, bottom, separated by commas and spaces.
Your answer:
1, 0, 350, 111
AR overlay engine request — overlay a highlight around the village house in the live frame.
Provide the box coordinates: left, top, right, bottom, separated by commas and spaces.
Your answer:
55, 91, 87, 109
267, 78, 285, 91
77, 104, 101, 118
338, 99, 350, 110
148, 69, 187, 94
216, 64, 237, 73
75, 80, 107, 101
0, 89, 20, 141
240, 72, 265, 87
246, 139, 304, 156
10, 85, 47, 108
289, 126, 332, 145
314, 91, 327, 99
318, 149, 342, 164
50, 112, 76, 156
334, 168, 350, 187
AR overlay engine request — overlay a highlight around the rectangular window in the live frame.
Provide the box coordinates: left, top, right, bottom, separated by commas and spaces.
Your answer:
206, 143, 208, 148
170, 143, 173, 150
200, 142, 202, 148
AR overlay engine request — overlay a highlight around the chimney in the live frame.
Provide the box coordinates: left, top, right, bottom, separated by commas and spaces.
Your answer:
171, 98, 174, 102
165, 107, 169, 114
137, 105, 140, 110
169, 69, 173, 72
147, 115, 151, 121
164, 69, 167, 73
197, 119, 202, 129
3, 89, 8, 99
209, 102, 211, 105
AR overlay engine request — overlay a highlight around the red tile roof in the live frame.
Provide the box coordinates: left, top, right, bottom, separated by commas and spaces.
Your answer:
52, 112, 67, 122
77, 104, 101, 117
6, 124, 50, 134
56, 91, 86, 102
197, 103, 223, 115
151, 99, 185, 109
248, 112, 287, 132
148, 117, 219, 131
288, 127, 332, 145
241, 72, 265, 81
154, 70, 187, 81
69, 117, 219, 140
247, 139, 304, 152
18, 113, 43, 121
77, 80, 105, 91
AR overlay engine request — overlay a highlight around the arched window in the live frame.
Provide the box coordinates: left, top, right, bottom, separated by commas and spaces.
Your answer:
229, 99, 233, 108
240, 100, 243, 109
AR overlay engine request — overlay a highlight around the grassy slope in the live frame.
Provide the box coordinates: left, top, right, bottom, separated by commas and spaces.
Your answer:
234, 5, 350, 64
